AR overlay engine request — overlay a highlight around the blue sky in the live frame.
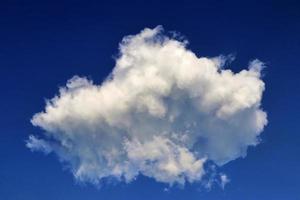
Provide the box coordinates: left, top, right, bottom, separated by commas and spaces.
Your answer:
1, 0, 300, 199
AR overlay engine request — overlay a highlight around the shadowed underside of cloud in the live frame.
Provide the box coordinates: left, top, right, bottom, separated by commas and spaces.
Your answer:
27, 26, 267, 187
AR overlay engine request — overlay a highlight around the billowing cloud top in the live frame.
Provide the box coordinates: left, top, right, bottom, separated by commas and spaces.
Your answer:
27, 26, 267, 186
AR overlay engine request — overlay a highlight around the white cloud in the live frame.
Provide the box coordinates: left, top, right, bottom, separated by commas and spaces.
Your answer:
220, 174, 230, 189
27, 26, 267, 186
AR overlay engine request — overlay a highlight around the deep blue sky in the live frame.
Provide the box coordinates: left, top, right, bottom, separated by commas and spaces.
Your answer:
1, 0, 300, 199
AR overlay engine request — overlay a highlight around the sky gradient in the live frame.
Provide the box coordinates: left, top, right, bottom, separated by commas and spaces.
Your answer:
0, 0, 300, 199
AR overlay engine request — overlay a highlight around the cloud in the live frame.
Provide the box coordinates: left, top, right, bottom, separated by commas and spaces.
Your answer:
220, 174, 230, 189
27, 26, 267, 186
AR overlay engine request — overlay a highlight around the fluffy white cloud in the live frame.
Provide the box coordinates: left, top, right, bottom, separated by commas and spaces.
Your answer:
27, 26, 267, 186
